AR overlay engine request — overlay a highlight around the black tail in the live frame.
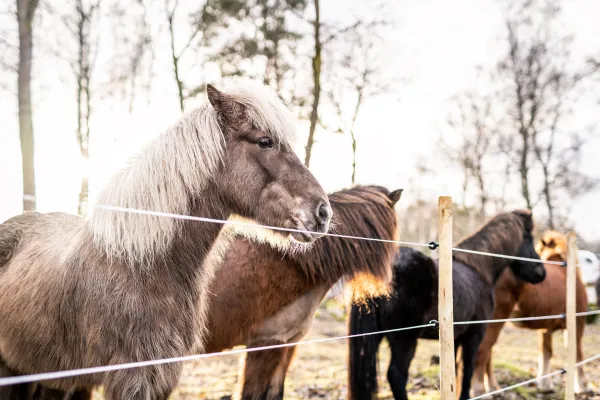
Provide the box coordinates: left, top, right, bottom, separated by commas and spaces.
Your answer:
348, 299, 383, 400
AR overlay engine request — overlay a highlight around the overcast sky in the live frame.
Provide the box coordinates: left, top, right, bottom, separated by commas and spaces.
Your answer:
1, 0, 599, 241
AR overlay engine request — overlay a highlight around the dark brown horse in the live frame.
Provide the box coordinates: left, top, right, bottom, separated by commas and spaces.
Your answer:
472, 230, 588, 396
0, 82, 331, 400
41, 185, 401, 400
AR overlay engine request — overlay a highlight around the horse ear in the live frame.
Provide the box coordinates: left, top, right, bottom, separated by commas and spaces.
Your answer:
206, 84, 245, 126
206, 84, 230, 110
388, 189, 403, 206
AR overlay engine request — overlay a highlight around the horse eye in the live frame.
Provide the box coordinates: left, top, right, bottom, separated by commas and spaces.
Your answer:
257, 137, 274, 149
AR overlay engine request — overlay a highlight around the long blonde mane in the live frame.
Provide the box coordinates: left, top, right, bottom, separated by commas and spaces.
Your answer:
89, 81, 297, 266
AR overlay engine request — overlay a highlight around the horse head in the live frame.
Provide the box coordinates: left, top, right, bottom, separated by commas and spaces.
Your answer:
508, 209, 546, 284
206, 83, 331, 244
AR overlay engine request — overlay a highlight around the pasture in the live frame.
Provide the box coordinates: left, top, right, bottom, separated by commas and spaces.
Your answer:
162, 300, 600, 400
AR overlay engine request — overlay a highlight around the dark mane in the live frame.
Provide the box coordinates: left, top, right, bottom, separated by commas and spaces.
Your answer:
287, 185, 399, 295
452, 209, 533, 283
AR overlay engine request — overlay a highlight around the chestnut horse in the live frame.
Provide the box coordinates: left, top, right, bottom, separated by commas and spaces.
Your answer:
0, 82, 331, 400
472, 230, 588, 396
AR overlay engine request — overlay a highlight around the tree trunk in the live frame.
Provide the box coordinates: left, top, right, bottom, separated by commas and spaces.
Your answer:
79, 171, 89, 216
304, 0, 321, 168
75, 0, 94, 216
475, 169, 487, 217
16, 0, 38, 212
350, 131, 357, 185
541, 164, 554, 229
349, 90, 363, 185
167, 12, 184, 113
519, 132, 532, 209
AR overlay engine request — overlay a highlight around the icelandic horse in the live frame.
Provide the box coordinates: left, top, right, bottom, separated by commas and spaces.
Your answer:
0, 82, 331, 400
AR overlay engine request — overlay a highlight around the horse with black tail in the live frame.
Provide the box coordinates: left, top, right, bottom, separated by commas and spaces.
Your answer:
348, 209, 546, 400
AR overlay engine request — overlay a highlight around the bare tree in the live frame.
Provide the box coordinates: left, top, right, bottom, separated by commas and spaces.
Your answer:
443, 90, 497, 216
325, 32, 387, 184
303, 0, 320, 168
498, 0, 599, 227
43, 0, 102, 215
73, 0, 100, 215
16, 0, 39, 211
164, 0, 204, 112
105, 0, 154, 112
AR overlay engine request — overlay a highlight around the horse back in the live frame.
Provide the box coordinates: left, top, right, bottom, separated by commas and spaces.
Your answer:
419, 260, 494, 340
0, 212, 44, 268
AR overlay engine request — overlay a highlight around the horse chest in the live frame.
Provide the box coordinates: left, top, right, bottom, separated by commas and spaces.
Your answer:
248, 286, 328, 345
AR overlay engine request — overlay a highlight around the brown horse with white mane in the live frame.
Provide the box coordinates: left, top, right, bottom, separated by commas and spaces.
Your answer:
0, 82, 331, 400
472, 230, 588, 396
40, 185, 401, 400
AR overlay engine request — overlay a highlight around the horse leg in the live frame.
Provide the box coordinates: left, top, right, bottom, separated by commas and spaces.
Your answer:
472, 321, 505, 395
485, 356, 500, 392
458, 327, 485, 400
236, 340, 288, 400
0, 359, 35, 400
537, 330, 554, 393
575, 318, 588, 393
386, 332, 418, 400
266, 344, 298, 400
454, 343, 463, 397
103, 363, 182, 400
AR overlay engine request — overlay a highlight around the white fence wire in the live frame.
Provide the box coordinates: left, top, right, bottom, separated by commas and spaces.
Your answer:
0, 204, 596, 399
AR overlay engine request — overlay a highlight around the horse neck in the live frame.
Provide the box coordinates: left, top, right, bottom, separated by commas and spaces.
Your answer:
454, 235, 520, 286
96, 182, 232, 285
161, 187, 231, 280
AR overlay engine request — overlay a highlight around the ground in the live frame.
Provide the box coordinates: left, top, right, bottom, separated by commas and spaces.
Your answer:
130, 299, 599, 400
84, 300, 599, 399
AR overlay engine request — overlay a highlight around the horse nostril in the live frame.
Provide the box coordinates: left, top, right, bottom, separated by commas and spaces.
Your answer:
316, 202, 331, 225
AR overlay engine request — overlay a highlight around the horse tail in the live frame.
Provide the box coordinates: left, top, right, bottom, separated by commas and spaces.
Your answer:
348, 298, 381, 400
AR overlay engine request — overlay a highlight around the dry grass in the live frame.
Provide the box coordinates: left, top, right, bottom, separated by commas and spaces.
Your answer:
87, 300, 599, 400
159, 300, 600, 400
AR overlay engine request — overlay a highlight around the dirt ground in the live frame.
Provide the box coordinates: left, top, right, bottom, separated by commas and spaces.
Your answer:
146, 300, 600, 400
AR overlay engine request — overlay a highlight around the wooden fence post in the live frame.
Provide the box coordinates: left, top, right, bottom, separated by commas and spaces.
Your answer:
565, 232, 577, 400
438, 196, 456, 399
